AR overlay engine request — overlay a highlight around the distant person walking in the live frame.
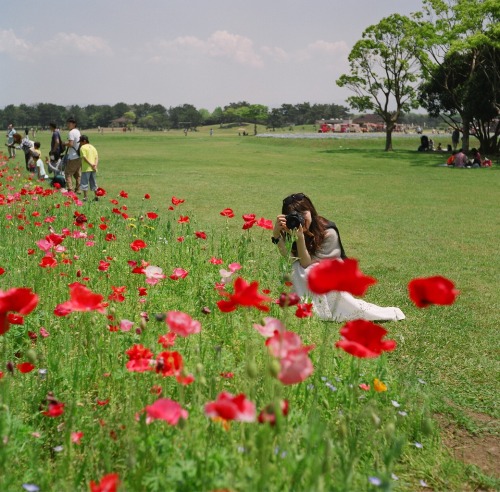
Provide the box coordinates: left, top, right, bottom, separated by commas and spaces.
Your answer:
78, 135, 99, 202
5, 124, 16, 158
64, 117, 81, 193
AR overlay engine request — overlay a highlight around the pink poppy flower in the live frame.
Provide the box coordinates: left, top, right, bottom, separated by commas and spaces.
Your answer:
169, 268, 188, 280
278, 346, 315, 385
120, 319, 134, 332
205, 392, 256, 422
253, 317, 286, 338
145, 398, 188, 425
145, 266, 166, 285
166, 311, 201, 337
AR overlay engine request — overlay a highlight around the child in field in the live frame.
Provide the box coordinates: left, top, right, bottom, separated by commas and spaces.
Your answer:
272, 193, 405, 322
78, 135, 99, 201
31, 143, 49, 180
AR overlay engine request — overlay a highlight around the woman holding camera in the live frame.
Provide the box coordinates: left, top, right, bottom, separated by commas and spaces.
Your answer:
272, 193, 405, 322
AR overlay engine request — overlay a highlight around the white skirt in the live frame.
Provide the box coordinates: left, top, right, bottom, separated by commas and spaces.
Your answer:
291, 262, 405, 322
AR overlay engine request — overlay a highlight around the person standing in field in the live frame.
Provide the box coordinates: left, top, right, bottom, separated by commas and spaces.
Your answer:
64, 117, 81, 193
5, 124, 16, 158
49, 122, 64, 165
78, 135, 99, 202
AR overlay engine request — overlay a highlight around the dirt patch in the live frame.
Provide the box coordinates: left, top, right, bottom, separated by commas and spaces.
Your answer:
435, 413, 499, 478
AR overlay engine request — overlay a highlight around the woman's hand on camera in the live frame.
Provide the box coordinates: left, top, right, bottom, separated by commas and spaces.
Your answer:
274, 214, 287, 235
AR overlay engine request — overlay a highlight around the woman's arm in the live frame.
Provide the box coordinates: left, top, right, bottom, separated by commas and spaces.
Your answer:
295, 226, 313, 268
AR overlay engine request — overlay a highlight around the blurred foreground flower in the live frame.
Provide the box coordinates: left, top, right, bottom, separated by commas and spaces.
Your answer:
0, 287, 39, 335
54, 282, 106, 316
217, 277, 270, 313
336, 320, 396, 358
90, 473, 119, 492
408, 275, 458, 308
308, 258, 376, 296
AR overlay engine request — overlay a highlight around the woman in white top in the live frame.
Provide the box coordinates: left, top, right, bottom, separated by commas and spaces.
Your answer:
272, 193, 405, 322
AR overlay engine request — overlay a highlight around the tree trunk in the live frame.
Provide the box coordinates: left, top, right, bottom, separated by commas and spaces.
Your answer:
385, 129, 393, 151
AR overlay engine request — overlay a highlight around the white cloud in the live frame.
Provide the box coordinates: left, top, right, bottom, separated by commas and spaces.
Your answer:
0, 29, 112, 62
44, 33, 113, 56
148, 30, 263, 68
0, 29, 33, 60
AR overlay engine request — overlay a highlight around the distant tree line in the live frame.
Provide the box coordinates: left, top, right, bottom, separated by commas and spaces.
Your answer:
0, 101, 352, 133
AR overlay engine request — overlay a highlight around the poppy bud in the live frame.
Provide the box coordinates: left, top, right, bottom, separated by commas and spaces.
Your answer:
140, 317, 147, 331
385, 422, 396, 440
26, 349, 37, 363
195, 363, 204, 375
421, 417, 433, 436
246, 361, 258, 379
6, 361, 14, 373
338, 420, 348, 441
154, 313, 166, 322
269, 359, 281, 378
370, 412, 381, 428
201, 306, 211, 315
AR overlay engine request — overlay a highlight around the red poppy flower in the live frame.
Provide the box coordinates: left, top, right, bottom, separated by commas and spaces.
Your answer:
242, 219, 256, 230
90, 473, 119, 492
7, 313, 24, 325
166, 311, 201, 337
17, 362, 35, 373
308, 258, 377, 296
144, 194, 151, 199
138, 287, 148, 296
242, 213, 256, 221
278, 292, 300, 308
171, 196, 185, 205
256, 218, 273, 230
217, 277, 271, 313
178, 215, 190, 223
105, 233, 116, 242
0, 287, 39, 335
125, 344, 153, 372
146, 212, 158, 220
39, 255, 57, 268
220, 208, 234, 218
258, 400, 289, 426
155, 350, 183, 377
108, 286, 126, 302
95, 187, 106, 197
195, 231, 207, 239
205, 392, 256, 422
98, 260, 111, 272
130, 239, 147, 251
295, 302, 313, 318
335, 319, 397, 358
71, 431, 84, 444
158, 332, 176, 348
145, 398, 188, 425
209, 257, 223, 265
119, 190, 128, 198
54, 282, 106, 316
43, 401, 65, 417
408, 275, 459, 308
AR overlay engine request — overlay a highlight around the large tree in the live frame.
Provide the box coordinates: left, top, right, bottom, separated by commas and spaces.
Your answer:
415, 0, 500, 153
336, 14, 421, 151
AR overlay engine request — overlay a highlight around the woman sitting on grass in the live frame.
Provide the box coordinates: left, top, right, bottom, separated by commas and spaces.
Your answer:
272, 193, 405, 322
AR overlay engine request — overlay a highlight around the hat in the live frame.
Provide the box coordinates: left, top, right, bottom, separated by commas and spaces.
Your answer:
79, 135, 89, 143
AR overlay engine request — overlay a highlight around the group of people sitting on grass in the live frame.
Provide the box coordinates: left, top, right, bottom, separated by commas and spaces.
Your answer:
445, 147, 492, 168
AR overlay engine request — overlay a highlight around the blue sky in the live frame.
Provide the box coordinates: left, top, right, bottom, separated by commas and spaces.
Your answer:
1, 0, 421, 111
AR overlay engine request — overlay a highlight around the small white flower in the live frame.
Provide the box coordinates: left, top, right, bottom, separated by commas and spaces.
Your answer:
391, 400, 401, 408
414, 442, 423, 449
368, 476, 382, 486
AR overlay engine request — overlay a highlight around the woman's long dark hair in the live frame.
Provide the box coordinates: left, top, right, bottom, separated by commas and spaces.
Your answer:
281, 193, 328, 256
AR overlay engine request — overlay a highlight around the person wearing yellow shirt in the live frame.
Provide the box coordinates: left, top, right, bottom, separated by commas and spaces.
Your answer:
78, 135, 99, 202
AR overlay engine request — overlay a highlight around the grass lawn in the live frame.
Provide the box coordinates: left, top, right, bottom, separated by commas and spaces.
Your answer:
1, 126, 498, 491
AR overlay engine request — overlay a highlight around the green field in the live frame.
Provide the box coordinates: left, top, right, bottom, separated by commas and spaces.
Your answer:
0, 127, 498, 491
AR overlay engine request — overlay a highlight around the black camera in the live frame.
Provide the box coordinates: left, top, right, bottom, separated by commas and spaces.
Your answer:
286, 211, 304, 230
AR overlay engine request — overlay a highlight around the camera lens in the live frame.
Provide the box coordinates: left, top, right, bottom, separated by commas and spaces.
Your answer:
286, 212, 304, 230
